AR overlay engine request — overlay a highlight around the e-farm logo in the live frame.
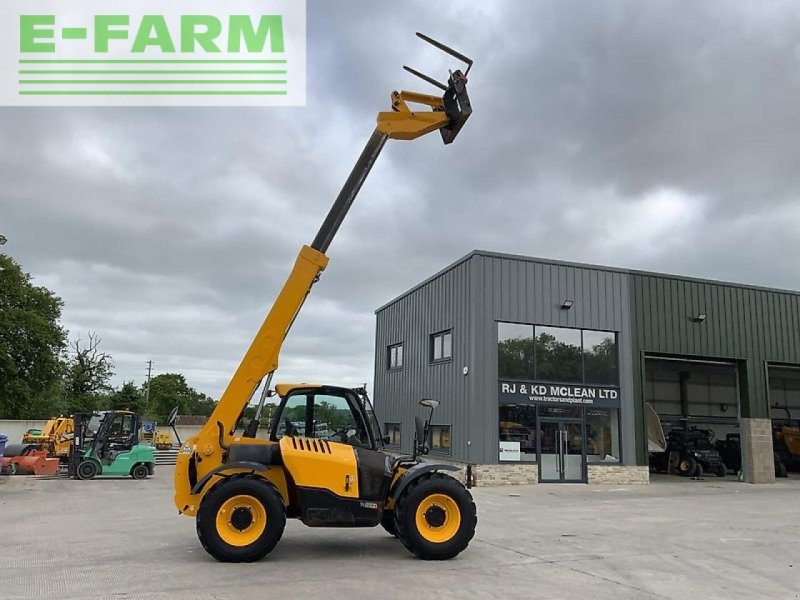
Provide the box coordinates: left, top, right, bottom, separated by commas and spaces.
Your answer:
1, 0, 306, 106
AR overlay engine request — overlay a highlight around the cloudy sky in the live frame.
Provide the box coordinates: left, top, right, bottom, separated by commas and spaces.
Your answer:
3, 1, 800, 400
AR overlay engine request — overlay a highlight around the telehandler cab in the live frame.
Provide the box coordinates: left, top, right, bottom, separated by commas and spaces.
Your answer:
173, 33, 477, 562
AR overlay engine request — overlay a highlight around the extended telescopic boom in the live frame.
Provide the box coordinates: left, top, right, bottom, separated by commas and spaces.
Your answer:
203, 33, 474, 443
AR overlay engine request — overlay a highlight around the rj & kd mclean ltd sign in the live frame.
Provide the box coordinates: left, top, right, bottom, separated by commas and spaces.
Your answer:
498, 380, 620, 407
1, 0, 306, 106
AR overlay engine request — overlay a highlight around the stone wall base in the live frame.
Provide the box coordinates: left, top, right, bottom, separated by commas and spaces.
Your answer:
416, 458, 649, 486
587, 465, 649, 484
473, 463, 539, 485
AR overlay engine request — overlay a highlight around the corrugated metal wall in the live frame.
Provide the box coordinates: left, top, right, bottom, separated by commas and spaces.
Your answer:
374, 252, 637, 465
373, 259, 472, 460
630, 273, 800, 462
470, 254, 636, 465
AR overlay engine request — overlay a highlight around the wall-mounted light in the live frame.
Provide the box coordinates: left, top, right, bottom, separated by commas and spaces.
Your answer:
720, 403, 728, 413
561, 299, 574, 310
0, 234, 6, 245
693, 313, 707, 322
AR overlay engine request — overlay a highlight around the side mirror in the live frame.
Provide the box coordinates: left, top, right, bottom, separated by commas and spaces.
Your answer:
167, 406, 179, 427
167, 406, 182, 446
415, 416, 429, 455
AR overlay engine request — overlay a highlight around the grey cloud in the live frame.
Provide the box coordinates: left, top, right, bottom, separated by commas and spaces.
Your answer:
3, 1, 800, 399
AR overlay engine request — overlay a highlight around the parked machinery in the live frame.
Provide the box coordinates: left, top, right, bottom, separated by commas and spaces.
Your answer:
773, 409, 800, 472
21, 416, 74, 462
650, 427, 728, 477
715, 432, 788, 478
1, 444, 60, 476
142, 422, 174, 450
69, 410, 155, 480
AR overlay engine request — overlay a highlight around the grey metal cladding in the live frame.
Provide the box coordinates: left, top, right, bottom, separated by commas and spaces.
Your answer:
470, 254, 635, 465
373, 259, 472, 460
630, 273, 800, 421
375, 251, 636, 465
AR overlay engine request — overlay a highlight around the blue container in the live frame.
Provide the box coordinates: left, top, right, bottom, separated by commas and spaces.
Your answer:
0, 434, 7, 462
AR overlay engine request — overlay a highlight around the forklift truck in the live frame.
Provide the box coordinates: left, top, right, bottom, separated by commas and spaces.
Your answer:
173, 33, 477, 562
69, 410, 155, 480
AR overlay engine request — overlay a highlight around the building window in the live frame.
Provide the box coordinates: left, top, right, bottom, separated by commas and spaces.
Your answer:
497, 322, 618, 385
534, 326, 583, 383
429, 425, 450, 452
385, 422, 401, 446
497, 323, 535, 379
387, 343, 403, 370
583, 330, 618, 386
430, 330, 452, 362
586, 408, 621, 463
499, 405, 537, 462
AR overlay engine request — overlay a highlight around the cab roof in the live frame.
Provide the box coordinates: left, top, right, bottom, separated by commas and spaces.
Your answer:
274, 383, 322, 397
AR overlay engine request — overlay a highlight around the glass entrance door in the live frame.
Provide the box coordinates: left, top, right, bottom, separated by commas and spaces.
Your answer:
538, 420, 586, 482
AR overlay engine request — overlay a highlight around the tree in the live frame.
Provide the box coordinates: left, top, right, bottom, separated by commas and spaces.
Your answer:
109, 380, 146, 414
63, 332, 114, 414
0, 254, 67, 419
146, 372, 216, 421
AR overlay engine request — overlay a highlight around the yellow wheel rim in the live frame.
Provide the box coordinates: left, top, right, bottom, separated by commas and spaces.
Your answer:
215, 494, 267, 547
415, 493, 461, 543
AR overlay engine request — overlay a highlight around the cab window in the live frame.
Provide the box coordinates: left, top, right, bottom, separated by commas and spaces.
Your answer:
274, 395, 308, 438
109, 414, 133, 435
272, 391, 370, 447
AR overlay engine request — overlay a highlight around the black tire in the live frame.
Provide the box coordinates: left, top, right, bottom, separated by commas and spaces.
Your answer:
131, 464, 149, 480
677, 456, 696, 477
775, 461, 788, 478
76, 460, 98, 480
694, 464, 704, 478
394, 473, 477, 560
381, 513, 398, 537
716, 464, 727, 478
196, 476, 285, 562
5, 462, 17, 475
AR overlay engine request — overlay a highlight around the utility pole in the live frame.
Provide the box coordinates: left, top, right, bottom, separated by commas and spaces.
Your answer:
145, 360, 153, 409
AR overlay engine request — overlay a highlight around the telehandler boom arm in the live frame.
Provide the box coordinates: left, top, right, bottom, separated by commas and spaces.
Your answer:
198, 33, 473, 448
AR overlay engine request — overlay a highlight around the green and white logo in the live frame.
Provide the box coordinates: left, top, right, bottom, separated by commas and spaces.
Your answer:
1, 0, 306, 106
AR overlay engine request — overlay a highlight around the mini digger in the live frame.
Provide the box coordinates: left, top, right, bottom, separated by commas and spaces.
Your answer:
174, 33, 477, 562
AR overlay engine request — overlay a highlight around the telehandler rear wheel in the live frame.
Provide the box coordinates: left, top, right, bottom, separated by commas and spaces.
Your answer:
197, 476, 286, 562
394, 473, 476, 560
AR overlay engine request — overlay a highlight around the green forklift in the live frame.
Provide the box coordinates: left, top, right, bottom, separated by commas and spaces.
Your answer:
69, 410, 155, 480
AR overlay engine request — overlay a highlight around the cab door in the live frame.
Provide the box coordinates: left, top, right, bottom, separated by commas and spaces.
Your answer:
272, 388, 391, 502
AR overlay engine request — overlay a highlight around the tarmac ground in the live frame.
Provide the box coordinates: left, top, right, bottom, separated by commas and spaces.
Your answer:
1, 468, 798, 600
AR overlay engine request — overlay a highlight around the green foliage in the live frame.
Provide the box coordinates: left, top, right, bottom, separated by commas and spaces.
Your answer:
497, 337, 535, 380
0, 254, 67, 419
584, 337, 618, 385
535, 332, 582, 382
145, 372, 216, 421
498, 331, 617, 384
110, 380, 146, 414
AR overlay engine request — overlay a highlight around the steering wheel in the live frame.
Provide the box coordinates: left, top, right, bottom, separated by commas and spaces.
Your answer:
283, 417, 299, 437
328, 426, 349, 442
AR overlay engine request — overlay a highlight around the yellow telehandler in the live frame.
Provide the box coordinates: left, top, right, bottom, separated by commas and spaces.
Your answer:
173, 33, 476, 562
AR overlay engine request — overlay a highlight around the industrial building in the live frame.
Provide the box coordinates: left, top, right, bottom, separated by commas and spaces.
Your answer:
374, 251, 800, 484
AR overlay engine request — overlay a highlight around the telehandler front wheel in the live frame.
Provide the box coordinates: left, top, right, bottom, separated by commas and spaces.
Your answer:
197, 476, 286, 562
394, 473, 476, 560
